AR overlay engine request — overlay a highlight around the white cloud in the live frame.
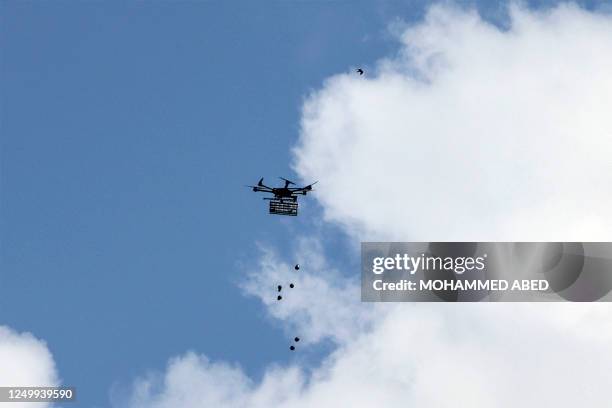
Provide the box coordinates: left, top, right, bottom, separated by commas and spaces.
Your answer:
0, 326, 59, 408
241, 238, 376, 345
125, 352, 304, 408
122, 4, 612, 408
293, 3, 612, 241
122, 302, 612, 408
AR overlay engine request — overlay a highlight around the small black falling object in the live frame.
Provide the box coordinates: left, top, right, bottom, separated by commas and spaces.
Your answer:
294, 337, 300, 342
290, 345, 295, 351
277, 295, 282, 301
356, 68, 364, 75
277, 285, 282, 292
294, 264, 300, 270
290, 283, 294, 289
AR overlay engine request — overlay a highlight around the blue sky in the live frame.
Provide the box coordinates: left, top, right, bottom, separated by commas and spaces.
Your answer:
1, 1, 609, 407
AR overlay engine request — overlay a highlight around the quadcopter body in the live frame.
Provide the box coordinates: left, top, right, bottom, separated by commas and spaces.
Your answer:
248, 177, 316, 215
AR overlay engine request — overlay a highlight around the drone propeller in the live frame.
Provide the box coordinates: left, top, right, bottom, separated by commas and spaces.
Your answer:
252, 177, 274, 190
279, 177, 296, 186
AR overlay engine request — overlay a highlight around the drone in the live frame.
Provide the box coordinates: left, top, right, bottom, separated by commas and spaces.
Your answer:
248, 177, 317, 216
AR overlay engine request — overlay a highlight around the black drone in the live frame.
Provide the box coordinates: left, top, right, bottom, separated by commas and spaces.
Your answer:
248, 177, 317, 216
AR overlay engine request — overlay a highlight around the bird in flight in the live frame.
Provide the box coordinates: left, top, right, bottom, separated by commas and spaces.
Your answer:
356, 68, 364, 75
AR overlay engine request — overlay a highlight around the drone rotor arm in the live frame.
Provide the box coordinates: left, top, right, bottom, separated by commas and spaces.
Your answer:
248, 185, 274, 192
288, 181, 318, 192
